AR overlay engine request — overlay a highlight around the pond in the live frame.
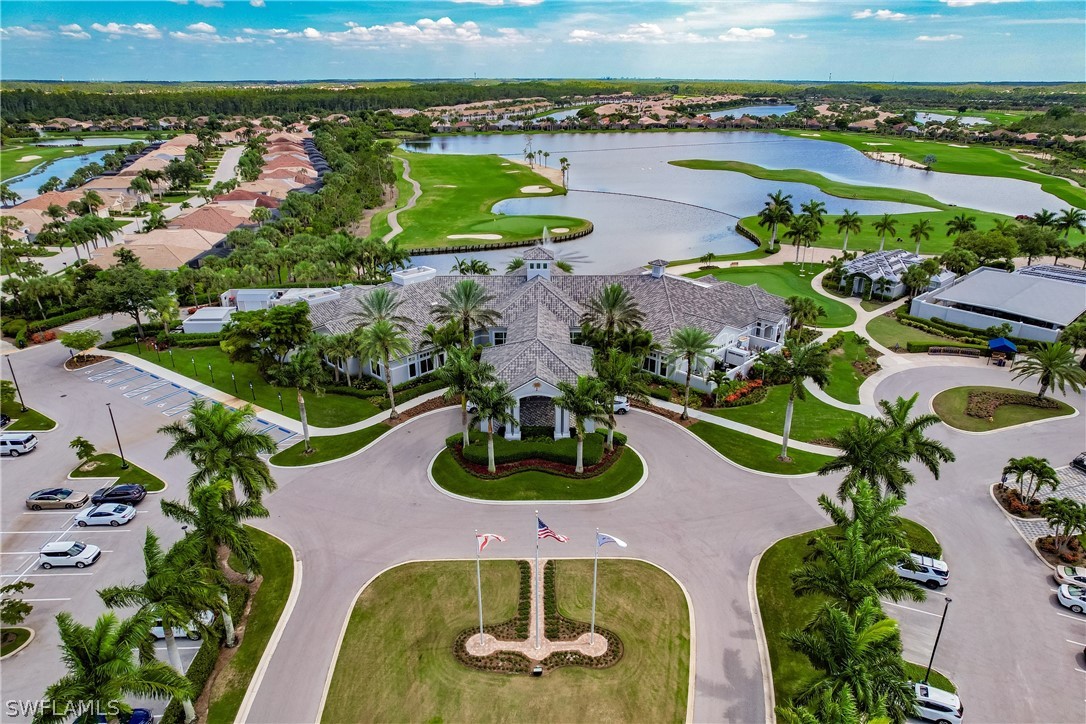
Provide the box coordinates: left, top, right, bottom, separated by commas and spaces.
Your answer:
913, 112, 990, 127
31, 136, 148, 147
708, 104, 797, 118
6, 149, 111, 202
404, 130, 1068, 272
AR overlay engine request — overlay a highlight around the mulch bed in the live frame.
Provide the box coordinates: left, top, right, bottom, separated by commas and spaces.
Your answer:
447, 442, 626, 480
632, 400, 697, 427
994, 483, 1043, 518
64, 354, 110, 371
966, 390, 1058, 420
385, 397, 456, 427
1036, 536, 1086, 566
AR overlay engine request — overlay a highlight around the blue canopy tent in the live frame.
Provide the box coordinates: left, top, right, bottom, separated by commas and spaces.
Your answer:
988, 337, 1017, 366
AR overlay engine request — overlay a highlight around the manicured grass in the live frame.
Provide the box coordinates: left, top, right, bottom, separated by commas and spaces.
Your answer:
393, 152, 589, 249
322, 559, 689, 723
431, 446, 643, 501
757, 523, 952, 707
687, 421, 832, 475
0, 627, 32, 657
823, 332, 881, 405
686, 263, 855, 327
866, 314, 949, 350
667, 245, 768, 266
269, 424, 389, 467
932, 385, 1075, 432
207, 527, 295, 723
671, 159, 949, 210
0, 144, 110, 181
70, 452, 166, 492
110, 344, 380, 427
1, 401, 57, 431
899, 518, 942, 559
709, 384, 866, 443
775, 129, 1086, 209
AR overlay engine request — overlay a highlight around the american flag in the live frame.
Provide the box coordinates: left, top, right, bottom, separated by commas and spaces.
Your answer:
537, 517, 569, 542
476, 533, 506, 553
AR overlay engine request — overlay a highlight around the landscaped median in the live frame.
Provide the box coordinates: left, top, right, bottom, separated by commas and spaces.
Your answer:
270, 424, 390, 467
0, 627, 32, 658
69, 453, 166, 492
707, 383, 866, 445
1, 401, 57, 432
932, 385, 1075, 432
687, 421, 833, 475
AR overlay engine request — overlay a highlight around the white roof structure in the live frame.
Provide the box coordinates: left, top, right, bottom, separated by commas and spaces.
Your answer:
927, 268, 1086, 327
843, 249, 923, 283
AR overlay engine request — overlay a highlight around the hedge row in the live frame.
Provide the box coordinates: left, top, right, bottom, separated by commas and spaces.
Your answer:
894, 306, 1040, 349
373, 379, 446, 410
447, 430, 625, 467
27, 308, 97, 334
906, 341, 988, 353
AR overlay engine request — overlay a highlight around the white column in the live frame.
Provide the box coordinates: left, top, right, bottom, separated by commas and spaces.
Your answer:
506, 401, 521, 440
553, 405, 565, 439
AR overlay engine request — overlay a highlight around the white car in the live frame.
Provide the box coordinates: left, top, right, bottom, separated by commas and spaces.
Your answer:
1054, 565, 1086, 587
613, 396, 631, 414
895, 553, 949, 589
150, 610, 216, 641
39, 541, 101, 569
1057, 584, 1086, 614
75, 504, 136, 527
913, 682, 963, 724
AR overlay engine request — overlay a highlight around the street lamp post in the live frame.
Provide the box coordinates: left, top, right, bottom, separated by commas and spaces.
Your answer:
249, 382, 256, 402
5, 356, 28, 412
168, 349, 175, 368
278, 392, 283, 411
191, 357, 198, 377
208, 364, 215, 384
105, 402, 129, 470
923, 597, 952, 684
231, 373, 238, 396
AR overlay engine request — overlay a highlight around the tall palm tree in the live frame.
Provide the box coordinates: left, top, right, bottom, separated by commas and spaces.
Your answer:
800, 199, 827, 228
945, 213, 977, 238
817, 479, 908, 549
777, 687, 889, 724
0, 183, 21, 208
356, 319, 412, 418
758, 190, 794, 252
908, 218, 933, 255
592, 348, 650, 451
580, 283, 646, 348
784, 215, 815, 264
437, 347, 495, 448
786, 295, 827, 330
835, 209, 862, 252
1031, 208, 1057, 229
351, 287, 409, 328
278, 344, 326, 452
35, 611, 193, 724
762, 339, 831, 461
873, 213, 897, 252
554, 376, 610, 473
151, 295, 179, 335
99, 530, 224, 723
432, 279, 501, 349
1056, 208, 1086, 239
468, 381, 516, 473
1002, 456, 1059, 503
877, 393, 956, 477
159, 399, 277, 500
161, 478, 268, 647
666, 326, 715, 420
784, 598, 915, 723
80, 190, 105, 216
1011, 341, 1086, 398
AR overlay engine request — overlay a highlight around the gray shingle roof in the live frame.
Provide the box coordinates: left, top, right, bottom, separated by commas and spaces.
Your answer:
522, 246, 556, 261
843, 249, 922, 284
481, 304, 595, 389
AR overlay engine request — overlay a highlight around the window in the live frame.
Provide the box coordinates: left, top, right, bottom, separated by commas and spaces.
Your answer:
408, 362, 417, 378
418, 351, 435, 375
569, 328, 581, 343
493, 331, 506, 346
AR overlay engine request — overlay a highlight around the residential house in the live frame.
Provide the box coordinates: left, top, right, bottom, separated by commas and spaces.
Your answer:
841, 249, 954, 300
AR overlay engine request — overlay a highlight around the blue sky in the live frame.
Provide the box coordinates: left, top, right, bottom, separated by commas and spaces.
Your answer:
1, 1, 1082, 82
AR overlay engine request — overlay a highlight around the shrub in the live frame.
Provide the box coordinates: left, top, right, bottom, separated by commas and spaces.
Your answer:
905, 341, 987, 353
29, 330, 57, 345
14, 328, 27, 349
965, 390, 1059, 419
2, 318, 27, 337
447, 430, 624, 468
649, 387, 672, 401
26, 308, 95, 334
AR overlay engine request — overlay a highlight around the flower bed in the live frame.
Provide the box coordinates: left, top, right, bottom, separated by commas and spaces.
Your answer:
445, 439, 628, 480
966, 390, 1059, 420
994, 483, 1043, 518
717, 378, 766, 407
1037, 535, 1086, 566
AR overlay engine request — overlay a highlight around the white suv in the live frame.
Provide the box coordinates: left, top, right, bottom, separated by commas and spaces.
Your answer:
150, 610, 216, 641
895, 553, 949, 589
39, 541, 101, 569
914, 682, 963, 724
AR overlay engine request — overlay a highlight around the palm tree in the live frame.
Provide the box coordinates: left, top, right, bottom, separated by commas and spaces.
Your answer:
784, 598, 915, 722
161, 478, 268, 647
786, 295, 826, 330
762, 339, 831, 461
877, 393, 956, 481
351, 287, 409, 329
159, 399, 277, 500
817, 479, 908, 548
249, 206, 272, 227
99, 530, 224, 723
554, 376, 610, 473
758, 190, 794, 252
777, 688, 888, 724
80, 190, 105, 216
468, 381, 516, 473
835, 210, 862, 252
908, 218, 933, 255
873, 213, 897, 252
900, 265, 932, 300
1031, 208, 1057, 229
356, 319, 412, 418
437, 347, 495, 448
800, 199, 827, 228
1011, 341, 1086, 398
592, 348, 649, 451
1002, 456, 1059, 503
432, 279, 501, 349
945, 212, 977, 238
580, 283, 646, 347
1042, 497, 1086, 552
666, 326, 715, 420
280, 344, 326, 451
1057, 208, 1086, 239
151, 295, 180, 335
784, 215, 812, 264
35, 611, 193, 724
0, 183, 21, 208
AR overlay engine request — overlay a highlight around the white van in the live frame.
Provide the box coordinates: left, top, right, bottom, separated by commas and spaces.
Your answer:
0, 433, 38, 457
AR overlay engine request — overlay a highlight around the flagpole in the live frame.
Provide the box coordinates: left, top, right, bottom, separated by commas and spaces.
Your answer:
475, 529, 484, 649
590, 528, 599, 645
534, 510, 540, 650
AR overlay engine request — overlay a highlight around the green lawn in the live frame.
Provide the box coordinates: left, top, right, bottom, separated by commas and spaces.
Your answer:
322, 559, 689, 723
431, 446, 643, 501
69, 453, 166, 492
270, 424, 389, 467
687, 421, 832, 475
757, 523, 953, 708
686, 263, 855, 327
709, 384, 866, 443
392, 152, 590, 249
671, 160, 950, 210
932, 385, 1075, 432
1, 144, 111, 181
111, 344, 380, 427
1, 401, 57, 432
667, 245, 768, 266
207, 527, 295, 723
823, 332, 881, 405
775, 129, 1086, 209
0, 627, 32, 657
866, 315, 949, 351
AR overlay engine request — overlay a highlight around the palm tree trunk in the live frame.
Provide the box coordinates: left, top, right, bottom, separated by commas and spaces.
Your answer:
606, 412, 616, 452
779, 395, 796, 460
682, 362, 693, 420
575, 432, 584, 474
384, 355, 398, 418
842, 230, 849, 252
794, 242, 800, 263
164, 629, 197, 722
221, 590, 237, 647
461, 395, 470, 447
770, 223, 778, 251
297, 388, 312, 453
487, 420, 496, 473
879, 233, 886, 252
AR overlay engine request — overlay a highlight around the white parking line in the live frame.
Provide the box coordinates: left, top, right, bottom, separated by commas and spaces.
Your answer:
1067, 639, 1086, 646
881, 600, 944, 617
1057, 612, 1085, 621
2, 572, 95, 578
0, 529, 132, 534
21, 597, 72, 602
0, 551, 42, 555
21, 511, 84, 516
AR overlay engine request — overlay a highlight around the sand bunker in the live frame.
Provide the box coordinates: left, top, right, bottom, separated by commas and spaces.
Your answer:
447, 234, 503, 240
799, 133, 821, 137
520, 185, 553, 194
863, 142, 892, 147
948, 144, 968, 148
863, 152, 927, 170
550, 227, 570, 233
434, 184, 457, 188
16, 154, 42, 162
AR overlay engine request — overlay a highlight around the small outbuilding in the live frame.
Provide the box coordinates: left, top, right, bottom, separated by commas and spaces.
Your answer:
181, 307, 234, 334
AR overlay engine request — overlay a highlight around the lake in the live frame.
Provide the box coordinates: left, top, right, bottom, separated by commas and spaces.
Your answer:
404, 130, 1068, 272
32, 136, 147, 147
913, 112, 990, 127
7, 149, 111, 201
539, 104, 798, 122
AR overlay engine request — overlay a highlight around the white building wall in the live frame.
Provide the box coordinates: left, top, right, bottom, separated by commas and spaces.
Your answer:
908, 298, 1060, 342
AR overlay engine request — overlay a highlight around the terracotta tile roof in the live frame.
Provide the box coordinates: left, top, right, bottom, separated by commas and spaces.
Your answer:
167, 205, 250, 234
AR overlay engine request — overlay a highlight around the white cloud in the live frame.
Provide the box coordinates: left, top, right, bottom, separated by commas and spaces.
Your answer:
680, 2, 830, 32
250, 0, 265, 5
788, 33, 808, 39
510, 0, 545, 5
0, 25, 49, 38
195, 0, 224, 7
187, 22, 217, 33
940, 0, 1018, 5
262, 16, 530, 45
852, 8, 908, 21
568, 28, 602, 42
59, 23, 91, 39
90, 22, 162, 39
169, 30, 254, 43
449, 0, 545, 4
719, 27, 776, 42
916, 33, 963, 41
